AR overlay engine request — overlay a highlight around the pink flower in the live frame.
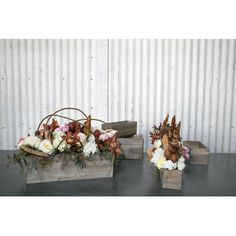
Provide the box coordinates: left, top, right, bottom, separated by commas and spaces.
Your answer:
56, 123, 69, 132
182, 146, 190, 160
17, 138, 25, 149
99, 133, 110, 141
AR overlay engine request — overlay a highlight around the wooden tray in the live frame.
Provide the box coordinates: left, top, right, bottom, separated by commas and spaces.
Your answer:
118, 135, 143, 160
183, 140, 209, 165
26, 154, 114, 184
102, 121, 137, 138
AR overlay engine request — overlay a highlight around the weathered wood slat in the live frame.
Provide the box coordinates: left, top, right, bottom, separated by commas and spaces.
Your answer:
102, 121, 137, 137
26, 154, 114, 184
118, 135, 143, 160
159, 169, 182, 190
183, 140, 209, 165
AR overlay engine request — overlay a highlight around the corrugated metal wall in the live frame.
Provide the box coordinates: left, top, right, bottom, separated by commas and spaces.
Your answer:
0, 39, 108, 149
108, 39, 236, 153
0, 39, 235, 152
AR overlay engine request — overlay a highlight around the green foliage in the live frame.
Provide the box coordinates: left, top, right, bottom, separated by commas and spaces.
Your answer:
8, 149, 117, 172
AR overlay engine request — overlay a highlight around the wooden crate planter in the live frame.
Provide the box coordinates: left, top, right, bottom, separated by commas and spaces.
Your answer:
183, 140, 209, 165
26, 154, 114, 184
159, 169, 183, 190
102, 121, 137, 138
118, 135, 143, 160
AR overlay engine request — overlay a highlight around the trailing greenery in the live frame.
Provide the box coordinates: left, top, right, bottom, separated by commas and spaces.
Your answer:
7, 149, 120, 173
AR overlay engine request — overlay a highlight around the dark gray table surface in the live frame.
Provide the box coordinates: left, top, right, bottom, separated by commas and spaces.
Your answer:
0, 151, 236, 196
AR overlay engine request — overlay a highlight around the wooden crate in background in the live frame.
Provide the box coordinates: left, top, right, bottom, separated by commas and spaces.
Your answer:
183, 140, 209, 165
118, 135, 143, 160
102, 121, 137, 138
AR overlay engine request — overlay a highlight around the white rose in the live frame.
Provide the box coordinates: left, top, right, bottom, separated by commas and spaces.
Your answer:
77, 132, 87, 145
38, 139, 54, 154
156, 156, 166, 169
83, 142, 97, 157
53, 137, 68, 152
177, 156, 186, 170
23, 136, 41, 148
177, 161, 186, 171
153, 148, 164, 159
154, 139, 162, 149
164, 160, 176, 170
179, 156, 185, 163
52, 137, 62, 149
150, 155, 159, 166
88, 134, 95, 142
150, 147, 165, 166
57, 140, 68, 152
53, 131, 65, 139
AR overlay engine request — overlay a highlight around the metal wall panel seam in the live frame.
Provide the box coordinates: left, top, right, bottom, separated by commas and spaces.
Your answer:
131, 39, 136, 122
221, 40, 230, 152
207, 40, 214, 150
214, 40, 222, 152
180, 39, 186, 136
200, 39, 207, 142
229, 41, 236, 152
107, 39, 110, 122
194, 39, 200, 140
0, 40, 3, 148
125, 39, 129, 120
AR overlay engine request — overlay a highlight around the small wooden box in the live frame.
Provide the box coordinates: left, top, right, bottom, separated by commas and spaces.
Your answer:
118, 135, 143, 160
26, 154, 114, 184
102, 121, 137, 138
183, 140, 209, 165
159, 169, 182, 190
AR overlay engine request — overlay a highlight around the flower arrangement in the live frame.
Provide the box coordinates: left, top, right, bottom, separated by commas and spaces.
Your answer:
12, 108, 123, 170
147, 114, 190, 171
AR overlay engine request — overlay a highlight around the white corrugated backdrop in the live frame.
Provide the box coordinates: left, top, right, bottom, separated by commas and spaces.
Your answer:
0, 39, 235, 153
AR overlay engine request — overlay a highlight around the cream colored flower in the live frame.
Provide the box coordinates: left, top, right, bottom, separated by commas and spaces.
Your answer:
150, 156, 158, 166
53, 137, 68, 152
156, 156, 166, 169
177, 156, 186, 170
164, 160, 176, 170
53, 130, 65, 139
88, 134, 95, 142
153, 139, 162, 149
52, 137, 61, 149
57, 140, 68, 152
22, 136, 41, 149
77, 132, 87, 145
153, 147, 164, 158
38, 139, 54, 154
150, 147, 165, 166
83, 141, 97, 157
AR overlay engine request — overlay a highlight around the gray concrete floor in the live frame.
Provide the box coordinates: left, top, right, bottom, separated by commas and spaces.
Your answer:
0, 151, 236, 196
